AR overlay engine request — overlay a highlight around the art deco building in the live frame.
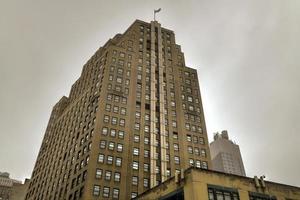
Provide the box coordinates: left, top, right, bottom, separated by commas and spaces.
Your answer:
25, 19, 211, 200
210, 130, 246, 176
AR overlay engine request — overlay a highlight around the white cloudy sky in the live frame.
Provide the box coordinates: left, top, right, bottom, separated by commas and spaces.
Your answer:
0, 0, 299, 186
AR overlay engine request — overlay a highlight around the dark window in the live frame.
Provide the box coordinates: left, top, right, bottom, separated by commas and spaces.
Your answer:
208, 185, 239, 200
249, 192, 276, 200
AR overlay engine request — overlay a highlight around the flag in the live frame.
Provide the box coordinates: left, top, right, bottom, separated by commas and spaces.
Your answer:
154, 8, 161, 13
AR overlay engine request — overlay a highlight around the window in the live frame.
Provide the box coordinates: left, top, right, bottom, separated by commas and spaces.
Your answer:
112, 188, 120, 199
93, 185, 100, 196
105, 104, 111, 111
98, 154, 104, 163
144, 178, 149, 187
249, 192, 276, 200
117, 143, 123, 152
144, 150, 149, 158
188, 146, 193, 154
103, 187, 110, 198
189, 159, 194, 166
133, 148, 139, 156
103, 115, 110, 123
105, 171, 112, 180
119, 119, 125, 127
111, 117, 118, 125
107, 156, 113, 164
108, 142, 115, 150
201, 149, 206, 157
173, 132, 178, 139
118, 131, 124, 139
208, 186, 240, 200
116, 77, 122, 84
134, 123, 140, 130
110, 129, 116, 137
187, 135, 192, 142
174, 143, 179, 151
134, 135, 140, 142
100, 140, 106, 149
132, 161, 139, 170
174, 156, 180, 164
114, 172, 121, 182
132, 176, 138, 185
196, 160, 201, 168
116, 157, 122, 166
95, 169, 102, 179
144, 137, 149, 145
113, 106, 119, 113
195, 147, 200, 156
172, 121, 177, 128
144, 125, 150, 133
119, 52, 125, 58
199, 137, 205, 144
120, 108, 126, 115
144, 163, 149, 172
131, 193, 137, 199
202, 161, 208, 169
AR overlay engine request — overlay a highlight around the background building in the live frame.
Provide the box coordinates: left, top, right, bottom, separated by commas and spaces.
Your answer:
0, 172, 29, 200
25, 19, 211, 200
136, 167, 300, 200
210, 130, 246, 176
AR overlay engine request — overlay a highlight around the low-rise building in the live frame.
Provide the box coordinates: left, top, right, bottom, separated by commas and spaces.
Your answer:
136, 167, 300, 200
0, 172, 29, 200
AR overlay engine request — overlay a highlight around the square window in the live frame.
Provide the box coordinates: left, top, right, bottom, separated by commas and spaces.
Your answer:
133, 148, 139, 156
119, 119, 125, 127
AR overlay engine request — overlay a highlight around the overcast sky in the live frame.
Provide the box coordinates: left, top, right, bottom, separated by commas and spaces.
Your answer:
0, 0, 299, 186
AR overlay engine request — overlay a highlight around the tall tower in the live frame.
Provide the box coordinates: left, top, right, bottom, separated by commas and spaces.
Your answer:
210, 130, 246, 176
25, 20, 211, 200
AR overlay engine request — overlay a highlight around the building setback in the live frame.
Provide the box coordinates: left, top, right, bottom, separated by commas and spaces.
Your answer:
25, 19, 211, 200
136, 167, 300, 200
210, 130, 246, 176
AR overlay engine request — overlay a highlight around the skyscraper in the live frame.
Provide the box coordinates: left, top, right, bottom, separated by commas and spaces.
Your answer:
25, 20, 211, 200
210, 130, 246, 176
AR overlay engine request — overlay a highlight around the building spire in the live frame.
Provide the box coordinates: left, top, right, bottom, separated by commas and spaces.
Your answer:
154, 8, 161, 21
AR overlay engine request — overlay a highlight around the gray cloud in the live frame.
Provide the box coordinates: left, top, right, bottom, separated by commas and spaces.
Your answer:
0, 0, 299, 186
